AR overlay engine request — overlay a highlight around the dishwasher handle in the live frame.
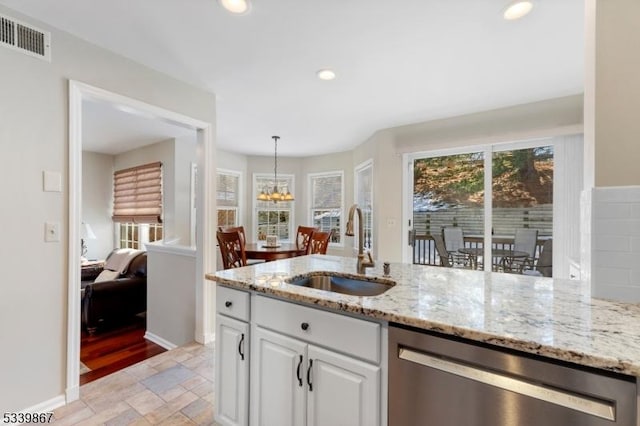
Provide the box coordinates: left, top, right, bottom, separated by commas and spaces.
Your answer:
399, 347, 615, 421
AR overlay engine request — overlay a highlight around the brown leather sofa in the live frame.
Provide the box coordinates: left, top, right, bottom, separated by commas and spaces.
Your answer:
82, 251, 147, 334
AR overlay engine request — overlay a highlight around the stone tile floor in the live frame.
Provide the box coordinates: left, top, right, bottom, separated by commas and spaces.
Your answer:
52, 342, 220, 425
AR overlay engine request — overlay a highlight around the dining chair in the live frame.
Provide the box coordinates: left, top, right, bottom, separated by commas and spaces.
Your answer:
219, 225, 264, 265
296, 226, 318, 252
442, 227, 469, 267
505, 228, 539, 273
216, 230, 247, 269
219, 226, 247, 246
306, 230, 333, 255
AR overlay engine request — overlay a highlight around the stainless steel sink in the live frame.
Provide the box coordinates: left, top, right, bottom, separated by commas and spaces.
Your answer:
286, 273, 395, 296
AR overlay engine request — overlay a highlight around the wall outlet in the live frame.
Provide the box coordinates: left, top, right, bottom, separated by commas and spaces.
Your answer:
45, 222, 60, 242
387, 218, 397, 227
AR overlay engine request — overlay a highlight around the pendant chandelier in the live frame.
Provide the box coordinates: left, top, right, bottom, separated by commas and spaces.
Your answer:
257, 136, 294, 203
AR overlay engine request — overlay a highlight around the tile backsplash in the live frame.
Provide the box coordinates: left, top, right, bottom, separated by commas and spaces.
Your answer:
591, 186, 640, 302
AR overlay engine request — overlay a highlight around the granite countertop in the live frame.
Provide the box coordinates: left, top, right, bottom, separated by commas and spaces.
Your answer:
207, 255, 640, 377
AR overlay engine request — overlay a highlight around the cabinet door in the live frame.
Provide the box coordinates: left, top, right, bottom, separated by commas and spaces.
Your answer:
307, 345, 381, 426
215, 314, 249, 426
251, 326, 307, 426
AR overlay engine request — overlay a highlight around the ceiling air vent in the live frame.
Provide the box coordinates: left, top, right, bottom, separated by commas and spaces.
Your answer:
0, 14, 51, 61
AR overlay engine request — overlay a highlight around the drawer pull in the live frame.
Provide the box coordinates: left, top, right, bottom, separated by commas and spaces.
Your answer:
296, 355, 303, 387
307, 358, 313, 391
301, 322, 309, 331
225, 301, 233, 308
238, 333, 245, 361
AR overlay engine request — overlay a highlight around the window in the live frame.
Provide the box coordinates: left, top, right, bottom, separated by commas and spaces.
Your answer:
217, 169, 241, 228
355, 160, 373, 251
309, 171, 343, 245
113, 162, 163, 249
119, 223, 163, 249
254, 174, 294, 241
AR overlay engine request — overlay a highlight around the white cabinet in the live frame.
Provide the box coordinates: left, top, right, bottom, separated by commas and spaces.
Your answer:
307, 345, 380, 426
215, 287, 384, 426
215, 286, 250, 426
250, 326, 307, 426
250, 295, 381, 426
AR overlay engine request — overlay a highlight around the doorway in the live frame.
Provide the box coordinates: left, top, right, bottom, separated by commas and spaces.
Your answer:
66, 81, 215, 401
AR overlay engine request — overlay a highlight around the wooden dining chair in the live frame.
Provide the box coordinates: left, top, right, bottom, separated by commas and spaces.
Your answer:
218, 226, 247, 246
216, 230, 247, 269
296, 226, 318, 252
306, 230, 332, 255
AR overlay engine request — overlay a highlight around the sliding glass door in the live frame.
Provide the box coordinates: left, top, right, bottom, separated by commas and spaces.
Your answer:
411, 152, 485, 266
408, 140, 554, 275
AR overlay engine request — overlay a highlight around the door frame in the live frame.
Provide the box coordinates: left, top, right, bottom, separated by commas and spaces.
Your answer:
66, 80, 215, 401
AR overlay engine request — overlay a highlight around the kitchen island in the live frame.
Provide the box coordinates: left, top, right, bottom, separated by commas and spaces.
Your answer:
207, 255, 640, 425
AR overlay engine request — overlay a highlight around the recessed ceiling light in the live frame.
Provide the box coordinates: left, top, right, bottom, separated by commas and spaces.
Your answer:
218, 0, 251, 15
503, 1, 533, 20
317, 69, 336, 81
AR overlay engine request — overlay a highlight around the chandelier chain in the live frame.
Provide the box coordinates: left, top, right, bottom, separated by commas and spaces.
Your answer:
273, 135, 278, 186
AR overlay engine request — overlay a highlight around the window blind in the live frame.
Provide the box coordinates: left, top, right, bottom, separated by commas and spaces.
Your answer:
112, 161, 163, 223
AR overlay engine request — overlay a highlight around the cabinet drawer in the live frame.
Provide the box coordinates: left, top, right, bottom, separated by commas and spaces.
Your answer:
217, 285, 250, 322
253, 295, 380, 363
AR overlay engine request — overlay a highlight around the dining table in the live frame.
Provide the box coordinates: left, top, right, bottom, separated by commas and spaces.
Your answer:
458, 247, 529, 271
243, 242, 306, 262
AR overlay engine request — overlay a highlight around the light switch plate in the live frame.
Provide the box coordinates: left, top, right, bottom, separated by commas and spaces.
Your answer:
45, 222, 60, 242
43, 171, 62, 192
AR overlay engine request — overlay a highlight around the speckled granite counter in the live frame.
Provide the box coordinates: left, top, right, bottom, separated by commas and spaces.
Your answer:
207, 255, 640, 377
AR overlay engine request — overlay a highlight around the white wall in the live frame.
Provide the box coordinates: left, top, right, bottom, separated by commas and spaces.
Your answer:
591, 187, 640, 302
81, 151, 114, 259
0, 4, 215, 412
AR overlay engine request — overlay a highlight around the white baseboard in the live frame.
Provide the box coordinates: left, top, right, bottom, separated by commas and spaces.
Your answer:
198, 331, 215, 344
21, 394, 66, 414
65, 386, 79, 403
144, 331, 177, 350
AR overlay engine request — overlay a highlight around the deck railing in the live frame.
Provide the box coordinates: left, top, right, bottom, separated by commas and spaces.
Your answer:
412, 233, 546, 269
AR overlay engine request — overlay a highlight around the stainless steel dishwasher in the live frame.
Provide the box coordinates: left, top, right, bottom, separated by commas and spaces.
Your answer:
389, 324, 637, 426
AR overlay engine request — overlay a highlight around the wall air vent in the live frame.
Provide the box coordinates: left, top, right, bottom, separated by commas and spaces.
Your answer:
0, 14, 51, 61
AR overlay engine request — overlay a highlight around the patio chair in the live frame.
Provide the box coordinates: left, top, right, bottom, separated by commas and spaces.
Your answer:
433, 234, 452, 267
504, 228, 539, 273
523, 239, 552, 277
442, 227, 470, 268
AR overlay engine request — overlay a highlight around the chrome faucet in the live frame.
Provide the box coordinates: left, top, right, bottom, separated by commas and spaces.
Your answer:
346, 204, 375, 274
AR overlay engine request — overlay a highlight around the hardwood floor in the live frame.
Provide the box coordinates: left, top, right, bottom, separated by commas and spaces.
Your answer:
80, 318, 166, 385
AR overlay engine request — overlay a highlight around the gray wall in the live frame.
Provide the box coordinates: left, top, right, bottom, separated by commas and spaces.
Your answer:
114, 136, 197, 246
0, 4, 215, 412
146, 247, 196, 347
82, 151, 114, 260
